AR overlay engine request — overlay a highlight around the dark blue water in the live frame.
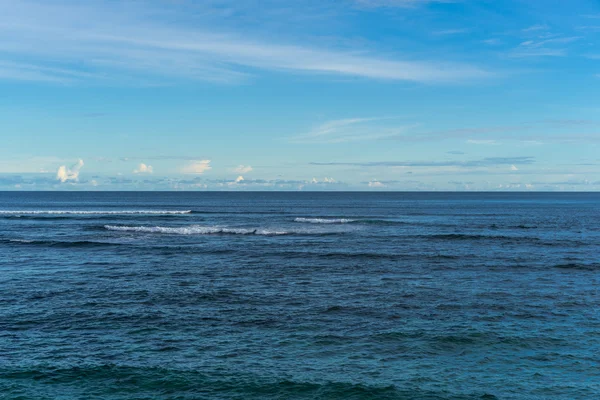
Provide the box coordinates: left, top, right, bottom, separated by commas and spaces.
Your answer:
1, 192, 599, 399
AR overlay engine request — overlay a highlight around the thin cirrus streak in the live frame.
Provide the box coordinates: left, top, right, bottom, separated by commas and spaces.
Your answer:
0, 0, 490, 84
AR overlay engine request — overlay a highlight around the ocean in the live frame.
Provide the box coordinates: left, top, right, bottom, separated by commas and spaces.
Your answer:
0, 191, 598, 399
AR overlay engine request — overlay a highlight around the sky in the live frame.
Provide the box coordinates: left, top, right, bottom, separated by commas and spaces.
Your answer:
1, 0, 599, 191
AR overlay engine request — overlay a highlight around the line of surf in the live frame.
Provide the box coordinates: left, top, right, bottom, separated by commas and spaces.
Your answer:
294, 217, 355, 224
104, 225, 289, 236
0, 210, 192, 215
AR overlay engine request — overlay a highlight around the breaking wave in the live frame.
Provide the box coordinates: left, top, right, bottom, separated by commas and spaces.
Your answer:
0, 210, 192, 215
104, 225, 289, 236
294, 217, 355, 224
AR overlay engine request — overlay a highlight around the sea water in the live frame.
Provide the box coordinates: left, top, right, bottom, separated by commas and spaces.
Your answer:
1, 192, 599, 399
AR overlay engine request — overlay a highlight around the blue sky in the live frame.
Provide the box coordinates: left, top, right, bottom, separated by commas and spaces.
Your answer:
1, 0, 599, 191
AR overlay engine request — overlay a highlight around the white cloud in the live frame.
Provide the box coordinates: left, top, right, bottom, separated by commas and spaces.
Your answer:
481, 38, 502, 46
433, 29, 469, 36
311, 177, 337, 184
0, 1, 489, 84
181, 160, 212, 174
509, 36, 580, 58
233, 165, 253, 174
368, 180, 386, 187
522, 24, 549, 33
293, 117, 413, 143
235, 175, 244, 183
355, 0, 456, 8
56, 159, 84, 182
466, 139, 499, 145
133, 163, 153, 174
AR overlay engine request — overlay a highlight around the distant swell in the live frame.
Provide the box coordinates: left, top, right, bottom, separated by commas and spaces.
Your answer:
4, 239, 125, 248
294, 217, 355, 224
0, 365, 498, 400
553, 263, 600, 271
0, 210, 192, 215
104, 225, 289, 236
427, 233, 508, 241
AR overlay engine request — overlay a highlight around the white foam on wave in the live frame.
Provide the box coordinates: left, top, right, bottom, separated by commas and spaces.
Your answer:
104, 225, 289, 236
0, 210, 192, 215
294, 217, 355, 224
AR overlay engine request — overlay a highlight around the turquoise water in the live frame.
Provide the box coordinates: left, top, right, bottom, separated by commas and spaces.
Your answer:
1, 192, 599, 399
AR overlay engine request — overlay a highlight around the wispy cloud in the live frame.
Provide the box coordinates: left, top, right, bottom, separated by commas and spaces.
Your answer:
292, 117, 414, 143
354, 0, 457, 8
311, 156, 535, 168
121, 156, 208, 161
522, 24, 549, 33
433, 28, 470, 36
466, 139, 500, 145
509, 48, 567, 57
509, 35, 580, 58
0, 61, 102, 83
181, 160, 212, 174
233, 165, 253, 174
387, 120, 598, 143
0, 0, 488, 84
481, 38, 502, 46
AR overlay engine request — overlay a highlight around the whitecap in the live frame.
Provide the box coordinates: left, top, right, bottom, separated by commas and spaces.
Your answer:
294, 217, 355, 224
103, 225, 289, 236
0, 210, 192, 215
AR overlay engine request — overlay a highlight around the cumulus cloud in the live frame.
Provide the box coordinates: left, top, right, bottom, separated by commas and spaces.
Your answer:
56, 159, 84, 182
181, 160, 212, 174
233, 165, 253, 174
310, 177, 337, 184
368, 181, 386, 188
235, 175, 244, 183
133, 163, 153, 174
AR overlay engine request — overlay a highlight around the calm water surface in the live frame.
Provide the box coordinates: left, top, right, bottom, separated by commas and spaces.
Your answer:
1, 192, 599, 399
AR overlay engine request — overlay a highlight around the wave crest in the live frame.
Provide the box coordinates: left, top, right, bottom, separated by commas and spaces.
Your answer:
294, 217, 354, 224
0, 210, 192, 215
104, 225, 288, 236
